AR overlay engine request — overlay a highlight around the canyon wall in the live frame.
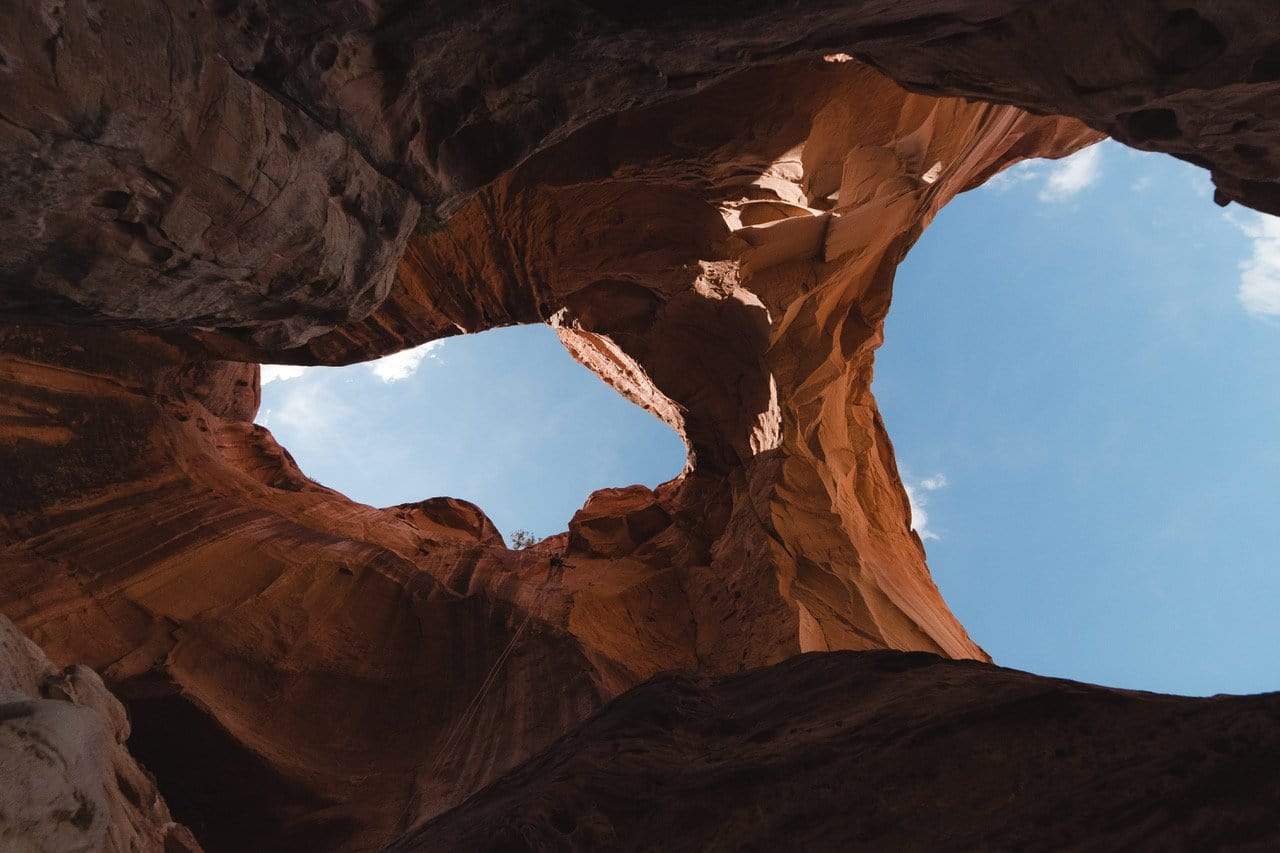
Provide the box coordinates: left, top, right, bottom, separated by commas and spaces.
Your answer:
1, 2, 1278, 850
397, 650, 1280, 851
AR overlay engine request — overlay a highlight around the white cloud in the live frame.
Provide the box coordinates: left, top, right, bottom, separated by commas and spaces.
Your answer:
905, 483, 937, 541
986, 160, 1041, 192
1038, 145, 1102, 202
1236, 213, 1280, 317
983, 144, 1102, 202
367, 341, 443, 383
919, 474, 948, 491
1189, 170, 1214, 199
265, 380, 352, 438
261, 340, 443, 387
260, 364, 309, 385
905, 472, 948, 541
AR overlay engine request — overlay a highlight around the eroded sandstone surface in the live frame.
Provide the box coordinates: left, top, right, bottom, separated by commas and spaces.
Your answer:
1, 2, 1278, 850
0, 614, 199, 851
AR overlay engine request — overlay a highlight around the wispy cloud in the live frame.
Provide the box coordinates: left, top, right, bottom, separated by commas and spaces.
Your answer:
986, 144, 1103, 203
905, 472, 948, 541
919, 473, 948, 491
258, 380, 364, 480
260, 364, 309, 385
367, 341, 443, 383
1038, 145, 1102, 202
986, 160, 1041, 192
261, 381, 346, 433
1236, 213, 1280, 317
1189, 169, 1214, 199
260, 340, 444, 387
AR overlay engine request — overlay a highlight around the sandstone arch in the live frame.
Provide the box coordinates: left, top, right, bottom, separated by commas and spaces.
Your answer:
2, 3, 1278, 850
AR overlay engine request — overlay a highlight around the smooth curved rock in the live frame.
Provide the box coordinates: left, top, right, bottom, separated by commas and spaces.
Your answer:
0, 61, 1091, 848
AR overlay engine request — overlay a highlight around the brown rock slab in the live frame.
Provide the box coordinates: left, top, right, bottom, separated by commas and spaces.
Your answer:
393, 650, 1280, 852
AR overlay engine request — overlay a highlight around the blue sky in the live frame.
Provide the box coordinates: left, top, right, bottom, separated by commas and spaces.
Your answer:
876, 140, 1280, 697
261, 139, 1280, 697
258, 326, 685, 541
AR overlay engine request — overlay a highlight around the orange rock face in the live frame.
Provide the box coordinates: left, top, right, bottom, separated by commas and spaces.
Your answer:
1, 3, 1278, 850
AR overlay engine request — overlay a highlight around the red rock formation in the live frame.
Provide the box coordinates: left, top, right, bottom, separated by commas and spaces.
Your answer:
1, 2, 1278, 850
0, 62, 1094, 848
0, 326, 606, 849
393, 650, 1280, 852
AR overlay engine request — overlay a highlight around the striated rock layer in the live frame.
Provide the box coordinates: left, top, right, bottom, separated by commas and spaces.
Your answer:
1, 2, 1278, 850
